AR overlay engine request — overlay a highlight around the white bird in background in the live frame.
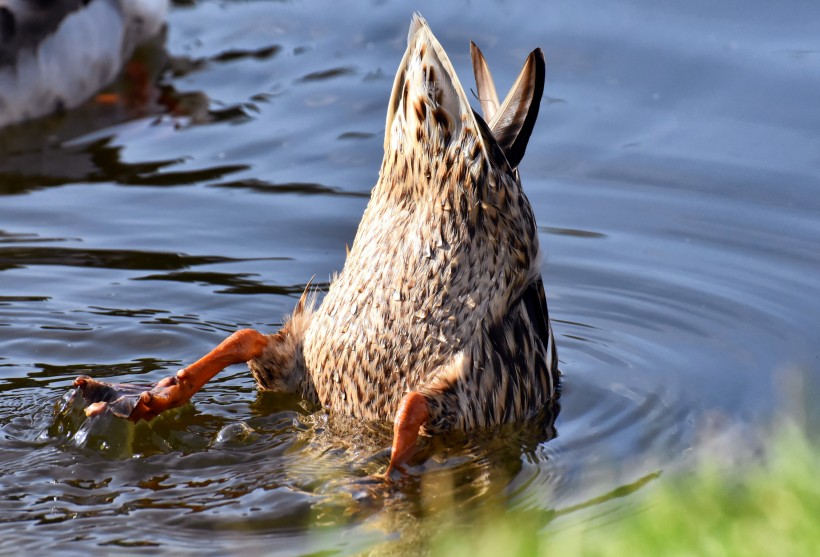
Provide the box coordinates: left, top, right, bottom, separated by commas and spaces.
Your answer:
0, 0, 169, 128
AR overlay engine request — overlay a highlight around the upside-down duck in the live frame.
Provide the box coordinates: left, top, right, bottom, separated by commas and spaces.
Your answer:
0, 0, 168, 127
75, 14, 560, 475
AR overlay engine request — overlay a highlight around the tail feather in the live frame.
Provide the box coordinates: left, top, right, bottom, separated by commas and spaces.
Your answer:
470, 41, 501, 123
470, 43, 546, 169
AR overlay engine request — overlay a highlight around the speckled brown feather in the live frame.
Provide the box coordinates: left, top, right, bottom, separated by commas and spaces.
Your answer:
250, 15, 558, 434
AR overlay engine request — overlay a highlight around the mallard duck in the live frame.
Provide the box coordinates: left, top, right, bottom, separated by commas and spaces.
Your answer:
75, 14, 559, 475
0, 0, 168, 127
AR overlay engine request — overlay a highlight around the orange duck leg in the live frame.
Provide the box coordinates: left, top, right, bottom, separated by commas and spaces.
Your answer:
386, 392, 430, 476
75, 329, 430, 476
75, 329, 268, 421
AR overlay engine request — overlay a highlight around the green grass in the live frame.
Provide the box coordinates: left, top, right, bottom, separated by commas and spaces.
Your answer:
429, 423, 820, 557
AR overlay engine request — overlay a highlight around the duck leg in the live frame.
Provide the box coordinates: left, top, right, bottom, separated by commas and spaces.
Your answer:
75, 329, 269, 421
386, 391, 430, 476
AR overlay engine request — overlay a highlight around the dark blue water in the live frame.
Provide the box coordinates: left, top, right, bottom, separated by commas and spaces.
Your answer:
1, 0, 819, 554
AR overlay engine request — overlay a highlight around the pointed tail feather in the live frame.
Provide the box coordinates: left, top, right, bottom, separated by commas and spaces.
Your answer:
470, 41, 501, 123
470, 44, 546, 169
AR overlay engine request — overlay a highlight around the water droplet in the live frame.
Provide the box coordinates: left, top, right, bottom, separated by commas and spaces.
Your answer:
213, 422, 257, 447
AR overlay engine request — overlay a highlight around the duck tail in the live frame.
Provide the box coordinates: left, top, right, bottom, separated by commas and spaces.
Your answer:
470, 43, 546, 169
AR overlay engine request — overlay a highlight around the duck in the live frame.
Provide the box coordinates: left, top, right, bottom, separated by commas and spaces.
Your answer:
74, 14, 559, 476
0, 0, 169, 127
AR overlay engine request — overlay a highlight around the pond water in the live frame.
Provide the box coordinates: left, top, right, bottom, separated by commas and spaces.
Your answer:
1, 0, 819, 554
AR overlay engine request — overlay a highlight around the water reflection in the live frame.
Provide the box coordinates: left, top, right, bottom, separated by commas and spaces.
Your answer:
0, 30, 260, 195
134, 271, 325, 296
0, 246, 241, 271
0, 133, 249, 193
212, 178, 369, 197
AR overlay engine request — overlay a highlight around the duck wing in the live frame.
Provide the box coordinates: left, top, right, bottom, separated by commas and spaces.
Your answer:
520, 276, 558, 376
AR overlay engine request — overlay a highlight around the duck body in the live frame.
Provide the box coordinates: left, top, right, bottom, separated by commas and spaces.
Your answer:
251, 16, 558, 435
0, 0, 168, 127
75, 14, 559, 475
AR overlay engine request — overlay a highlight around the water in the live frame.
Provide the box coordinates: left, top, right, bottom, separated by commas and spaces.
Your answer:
2, 0, 819, 554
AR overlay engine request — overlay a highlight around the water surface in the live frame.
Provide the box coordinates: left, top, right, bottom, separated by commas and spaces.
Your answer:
1, 0, 819, 554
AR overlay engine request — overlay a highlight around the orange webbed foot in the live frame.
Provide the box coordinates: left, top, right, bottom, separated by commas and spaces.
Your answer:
73, 373, 193, 421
